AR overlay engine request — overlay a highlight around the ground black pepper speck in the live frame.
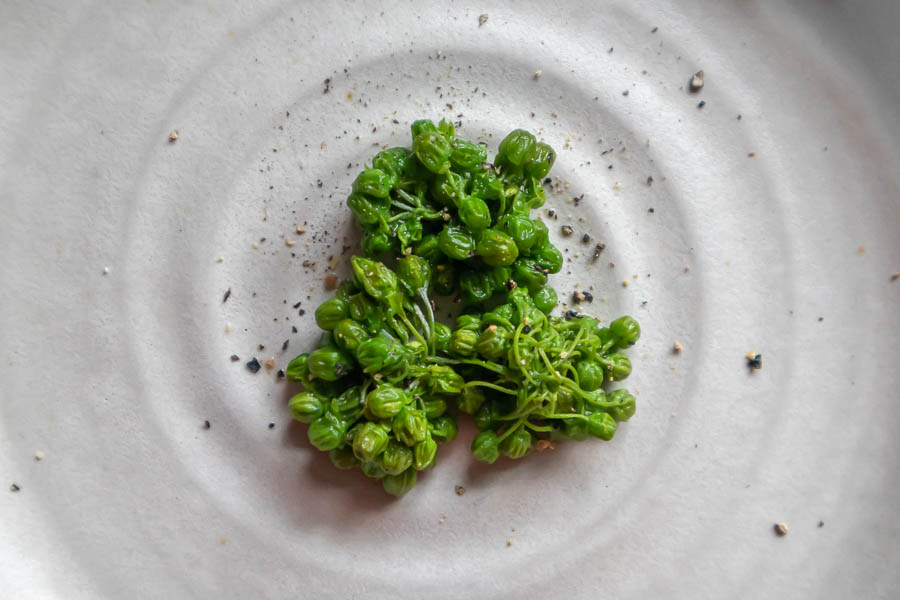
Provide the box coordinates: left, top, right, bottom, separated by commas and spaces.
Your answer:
230, 354, 240, 362
246, 358, 261, 373
203, 420, 211, 429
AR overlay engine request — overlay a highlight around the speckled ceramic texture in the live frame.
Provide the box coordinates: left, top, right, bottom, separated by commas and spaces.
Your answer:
2, 1, 899, 598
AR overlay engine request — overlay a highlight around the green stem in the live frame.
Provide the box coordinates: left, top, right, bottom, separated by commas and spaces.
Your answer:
461, 381, 517, 395
524, 421, 554, 432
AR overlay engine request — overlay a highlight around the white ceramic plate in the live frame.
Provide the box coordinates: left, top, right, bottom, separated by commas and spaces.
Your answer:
2, 1, 899, 598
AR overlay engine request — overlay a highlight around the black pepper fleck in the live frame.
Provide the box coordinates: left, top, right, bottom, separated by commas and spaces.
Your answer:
697, 100, 706, 109
230, 354, 240, 362
203, 420, 211, 429
747, 353, 762, 370
299, 309, 306, 316
10, 483, 21, 492
293, 301, 302, 308
222, 288, 231, 303
258, 344, 265, 351
543, 177, 552, 185
282, 339, 290, 351
277, 369, 285, 379
268, 423, 276, 429
581, 233, 590, 243
246, 357, 261, 373
292, 326, 298, 333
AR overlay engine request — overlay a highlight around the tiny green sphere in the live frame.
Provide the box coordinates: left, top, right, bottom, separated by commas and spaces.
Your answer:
307, 412, 345, 451
450, 138, 488, 170
381, 439, 414, 476
476, 229, 519, 267
360, 459, 387, 479
288, 392, 324, 423
457, 386, 486, 415
392, 407, 429, 447
531, 241, 564, 274
432, 263, 457, 296
413, 434, 438, 470
331, 386, 365, 422
587, 412, 617, 441
423, 397, 448, 419
475, 326, 513, 361
352, 422, 391, 462
429, 415, 459, 443
523, 141, 556, 179
347, 292, 377, 323
511, 258, 548, 294
449, 328, 478, 357
333, 319, 369, 352
285, 353, 310, 383
361, 228, 392, 256
576, 359, 606, 392
500, 427, 532, 459
483, 303, 515, 327
471, 430, 501, 463
415, 234, 444, 263
438, 225, 476, 260
432, 322, 452, 353
609, 316, 641, 348
606, 389, 637, 422
366, 385, 409, 419
497, 129, 537, 167
413, 130, 453, 174
410, 119, 437, 139
606, 353, 633, 382
470, 169, 503, 201
396, 255, 432, 296
456, 313, 483, 331
314, 297, 350, 331
459, 269, 494, 304
347, 193, 388, 226
329, 446, 359, 470
532, 286, 558, 315
583, 389, 608, 411
488, 266, 513, 293
562, 417, 590, 441
497, 214, 537, 253
554, 387, 575, 414
531, 218, 550, 246
352, 168, 393, 198
473, 401, 498, 431
382, 467, 417, 497
307, 346, 355, 382
356, 336, 406, 375
372, 147, 411, 181
458, 196, 492, 231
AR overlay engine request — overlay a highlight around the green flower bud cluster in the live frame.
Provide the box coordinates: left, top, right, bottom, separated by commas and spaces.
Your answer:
283, 122, 640, 496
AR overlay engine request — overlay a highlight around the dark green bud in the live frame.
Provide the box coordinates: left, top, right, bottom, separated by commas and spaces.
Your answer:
563, 417, 590, 441
352, 168, 393, 198
372, 147, 411, 181
423, 397, 448, 419
497, 214, 537, 253
438, 225, 476, 260
523, 141, 555, 179
531, 241, 563, 274
413, 434, 438, 470
307, 346, 355, 381
366, 384, 410, 419
432, 322, 452, 353
471, 430, 501, 463
605, 389, 636, 422
532, 286, 558, 315
415, 234, 443, 263
396, 254, 431, 296
331, 386, 365, 422
333, 318, 369, 352
609, 316, 641, 348
475, 325, 513, 361
360, 459, 387, 479
410, 119, 437, 138
382, 468, 417, 496
450, 138, 488, 170
329, 446, 359, 470
497, 129, 537, 167
588, 412, 617, 440
458, 196, 492, 231
314, 297, 350, 331
449, 328, 478, 357
500, 427, 532, 459
476, 229, 519, 267
285, 353, 310, 383
606, 353, 632, 381
429, 415, 459, 443
431, 263, 456, 296
576, 360, 606, 392
381, 439, 414, 475
288, 392, 324, 423
457, 386, 486, 415
392, 407, 428, 446
352, 422, 391, 462
413, 130, 452, 174
459, 269, 493, 304
307, 412, 345, 451
511, 258, 548, 293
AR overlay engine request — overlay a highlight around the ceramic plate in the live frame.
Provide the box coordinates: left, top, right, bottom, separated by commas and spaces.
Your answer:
2, 1, 898, 597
